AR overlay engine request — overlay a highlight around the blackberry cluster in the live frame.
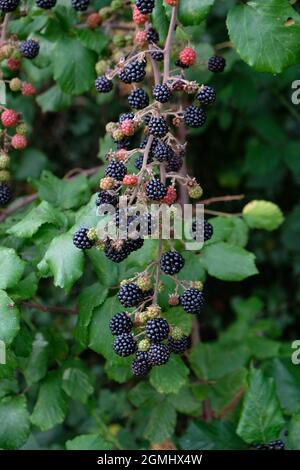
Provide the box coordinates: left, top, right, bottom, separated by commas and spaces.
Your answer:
180, 288, 204, 314
113, 333, 137, 357
109, 312, 132, 335
135, 0, 155, 14
0, 0, 19, 12
71, 0, 89, 11
192, 219, 213, 242
119, 60, 147, 84
160, 251, 185, 275
151, 51, 164, 62
166, 154, 183, 172
254, 440, 285, 451
105, 160, 127, 180
148, 343, 170, 366
128, 88, 149, 109
104, 240, 132, 263
197, 86, 216, 106
95, 76, 113, 93
119, 112, 135, 124
154, 142, 174, 162
146, 318, 170, 342
36, 0, 56, 8
168, 335, 191, 354
184, 106, 207, 128
96, 190, 118, 208
118, 282, 144, 307
0, 182, 12, 206
153, 84, 171, 103
147, 27, 159, 44
208, 55, 226, 73
146, 178, 167, 201
73, 228, 94, 250
20, 39, 40, 59
148, 116, 169, 138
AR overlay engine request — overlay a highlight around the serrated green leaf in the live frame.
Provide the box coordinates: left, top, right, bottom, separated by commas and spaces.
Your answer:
62, 366, 94, 404
287, 412, 300, 450
0, 396, 30, 450
66, 434, 113, 450
267, 358, 300, 415
179, 421, 246, 450
0, 247, 25, 290
150, 355, 189, 394
0, 290, 20, 346
152, 0, 169, 42
8, 272, 38, 301
178, 0, 215, 26
89, 296, 121, 359
24, 332, 50, 386
144, 399, 176, 444
36, 85, 72, 112
243, 200, 284, 231
77, 29, 109, 54
104, 356, 132, 384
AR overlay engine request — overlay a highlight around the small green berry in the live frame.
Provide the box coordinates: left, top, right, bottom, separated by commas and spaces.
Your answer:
138, 338, 150, 352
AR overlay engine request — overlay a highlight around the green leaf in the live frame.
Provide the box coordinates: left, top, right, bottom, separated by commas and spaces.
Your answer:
150, 355, 189, 394
66, 434, 113, 450
227, 0, 300, 73
104, 356, 132, 384
179, 421, 246, 450
0, 247, 25, 290
75, 284, 108, 346
243, 200, 284, 231
172, 386, 200, 416
7, 201, 67, 238
152, 0, 169, 42
36, 85, 72, 112
88, 250, 120, 287
53, 38, 96, 95
8, 272, 38, 301
31, 372, 68, 431
237, 368, 285, 444
0, 396, 30, 450
24, 332, 50, 386
209, 369, 248, 416
288, 412, 300, 450
201, 241, 258, 281
62, 366, 94, 404
77, 29, 109, 54
267, 358, 300, 415
144, 399, 176, 444
0, 290, 20, 345
38, 233, 84, 291
178, 0, 215, 26
89, 296, 121, 359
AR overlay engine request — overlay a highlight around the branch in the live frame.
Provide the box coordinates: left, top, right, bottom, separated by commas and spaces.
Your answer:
1, 13, 10, 42
163, 6, 177, 83
218, 388, 244, 419
201, 194, 245, 205
20, 301, 78, 315
204, 209, 242, 217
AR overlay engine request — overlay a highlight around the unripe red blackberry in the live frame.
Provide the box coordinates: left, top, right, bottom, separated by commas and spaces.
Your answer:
19, 39, 40, 59
180, 288, 204, 314
71, 0, 89, 11
153, 84, 172, 103
120, 119, 136, 136
118, 282, 144, 307
132, 3, 149, 24
87, 12, 102, 29
179, 47, 196, 66
134, 30, 148, 45
113, 333, 137, 357
123, 174, 138, 186
161, 186, 177, 205
135, 0, 155, 14
11, 134, 27, 150
21, 82, 36, 96
148, 343, 170, 366
148, 116, 169, 138
146, 178, 167, 201
160, 250, 185, 275
184, 105, 207, 128
208, 55, 226, 73
128, 88, 149, 109
109, 312, 133, 335
95, 75, 113, 93
1, 109, 18, 127
197, 85, 216, 106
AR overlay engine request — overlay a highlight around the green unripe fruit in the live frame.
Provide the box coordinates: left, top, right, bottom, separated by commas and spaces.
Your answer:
16, 123, 28, 135
138, 339, 150, 352
0, 153, 10, 169
9, 77, 22, 92
171, 327, 184, 340
111, 0, 122, 11
112, 129, 124, 141
98, 6, 112, 20
87, 228, 98, 241
113, 34, 126, 48
106, 122, 118, 134
125, 34, 133, 46
95, 60, 108, 76
0, 170, 11, 182
188, 184, 203, 199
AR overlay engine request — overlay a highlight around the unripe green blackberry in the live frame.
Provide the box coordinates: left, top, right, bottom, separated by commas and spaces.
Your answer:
95, 60, 108, 75
0, 170, 10, 182
113, 34, 126, 48
0, 153, 10, 169
111, 0, 122, 10
9, 77, 22, 92
138, 338, 150, 352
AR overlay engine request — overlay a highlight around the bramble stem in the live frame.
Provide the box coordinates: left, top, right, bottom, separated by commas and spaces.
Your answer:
163, 6, 177, 83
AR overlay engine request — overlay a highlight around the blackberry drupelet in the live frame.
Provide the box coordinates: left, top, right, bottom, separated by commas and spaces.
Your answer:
71, 0, 89, 11
128, 88, 149, 109
135, 0, 155, 14
0, 0, 19, 12
146, 178, 167, 201
191, 219, 213, 242
119, 60, 146, 84
208, 55, 226, 73
73, 227, 95, 250
148, 343, 170, 366
148, 116, 169, 138
118, 282, 144, 307
20, 39, 40, 59
113, 333, 137, 357
180, 288, 204, 314
36, 0, 56, 8
119, 112, 135, 124
146, 318, 170, 342
151, 51, 164, 62
109, 312, 133, 335
184, 105, 207, 128
153, 84, 171, 103
147, 27, 159, 44
166, 154, 183, 172
0, 182, 12, 206
154, 142, 174, 162
95, 75, 113, 93
168, 335, 191, 354
197, 85, 216, 106
95, 190, 118, 208
160, 250, 185, 275
105, 160, 127, 180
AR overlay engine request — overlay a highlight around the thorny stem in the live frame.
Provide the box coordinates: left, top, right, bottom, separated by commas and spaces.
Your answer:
163, 6, 177, 83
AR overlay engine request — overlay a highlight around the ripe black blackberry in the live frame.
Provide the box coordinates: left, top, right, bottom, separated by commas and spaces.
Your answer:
0, 0, 19, 12
105, 160, 127, 180
154, 142, 174, 162
191, 219, 213, 242
119, 112, 135, 124
36, 0, 56, 8
119, 60, 146, 84
116, 137, 132, 150
128, 88, 149, 110
151, 51, 164, 62
153, 84, 171, 103
147, 27, 159, 44
180, 288, 204, 314
109, 312, 133, 335
160, 251, 185, 275
166, 154, 183, 172
136, 0, 155, 14
146, 318, 170, 342
131, 358, 150, 377
19, 39, 40, 59
208, 55, 226, 73
118, 282, 144, 307
135, 153, 153, 170
71, 0, 89, 11
148, 116, 169, 138
0, 182, 12, 206
96, 190, 118, 208
73, 227, 95, 250
254, 440, 285, 450
104, 240, 132, 263
139, 136, 159, 157
148, 343, 170, 366
128, 237, 144, 252
197, 85, 216, 106
95, 75, 113, 93
146, 178, 167, 201
184, 106, 207, 128
168, 335, 191, 354
175, 59, 189, 69
113, 333, 137, 357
